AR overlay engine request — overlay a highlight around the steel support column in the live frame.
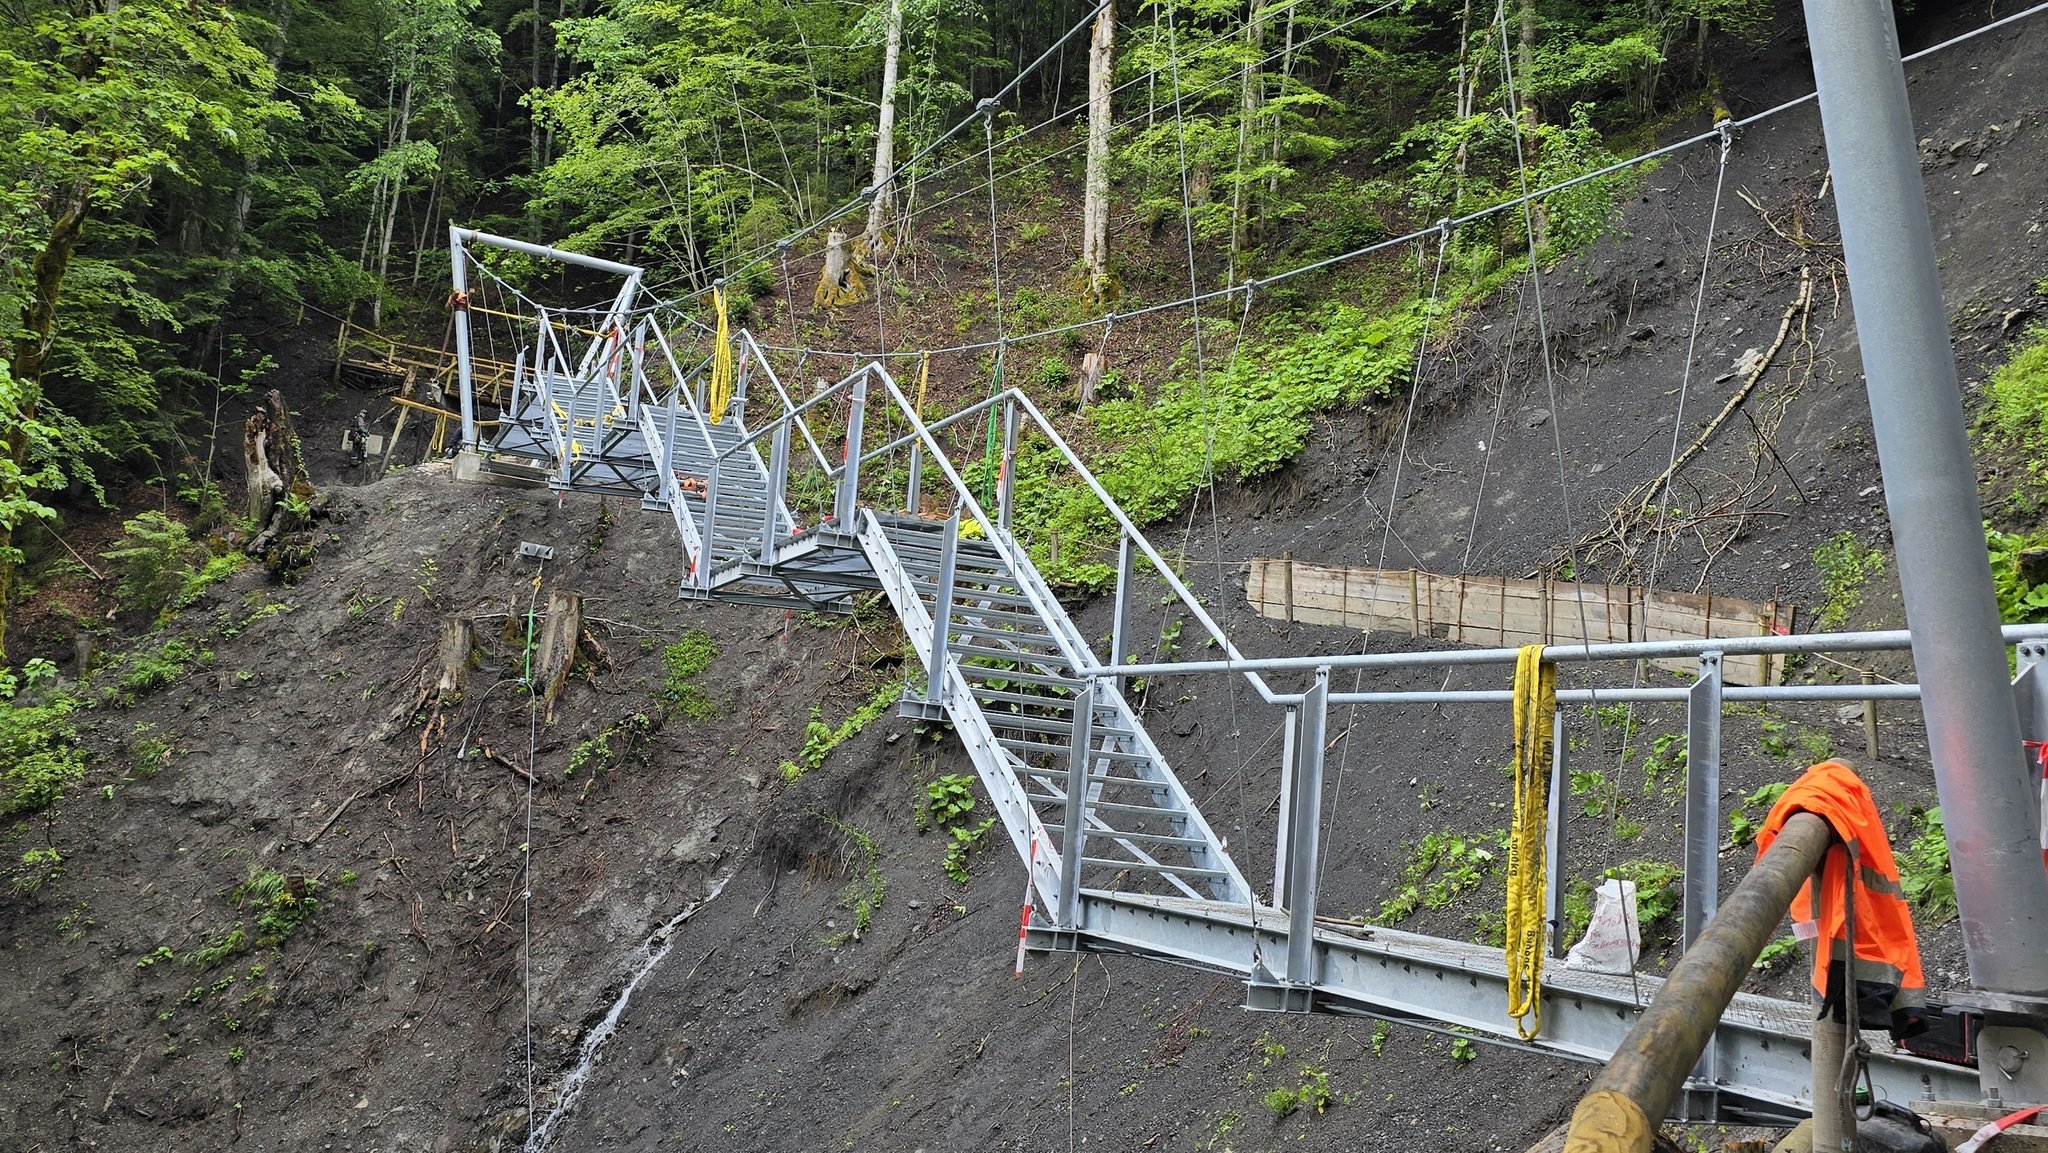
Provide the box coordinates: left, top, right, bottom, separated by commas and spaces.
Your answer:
449, 227, 477, 450
1546, 706, 1569, 959
1274, 706, 1299, 905
1285, 668, 1331, 988
763, 422, 791, 563
997, 398, 1019, 534
1804, 0, 2048, 995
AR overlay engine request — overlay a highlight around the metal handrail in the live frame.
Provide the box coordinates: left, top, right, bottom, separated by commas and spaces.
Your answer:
1085, 622, 2048, 681
736, 330, 834, 473
713, 369, 858, 467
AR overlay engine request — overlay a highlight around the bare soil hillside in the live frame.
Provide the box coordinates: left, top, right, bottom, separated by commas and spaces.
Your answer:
2, 5, 2045, 1152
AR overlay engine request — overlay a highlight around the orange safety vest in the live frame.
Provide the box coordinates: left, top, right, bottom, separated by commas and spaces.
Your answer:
1754, 759, 1928, 1040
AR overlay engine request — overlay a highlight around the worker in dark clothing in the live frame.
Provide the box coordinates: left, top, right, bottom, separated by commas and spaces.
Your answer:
346, 409, 370, 467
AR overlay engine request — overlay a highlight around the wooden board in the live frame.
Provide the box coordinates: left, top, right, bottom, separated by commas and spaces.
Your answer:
1246, 558, 1791, 686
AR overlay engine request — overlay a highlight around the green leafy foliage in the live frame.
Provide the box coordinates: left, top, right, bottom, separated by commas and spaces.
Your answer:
1726, 782, 1789, 847
1812, 532, 1886, 631
1260, 1066, 1333, 1120
1375, 829, 1504, 925
658, 630, 719, 719
0, 691, 85, 818
233, 868, 322, 951
1898, 806, 1955, 924
100, 511, 241, 620
816, 812, 884, 938
1985, 523, 2048, 623
779, 681, 898, 781
1753, 934, 1800, 972
1986, 325, 2048, 441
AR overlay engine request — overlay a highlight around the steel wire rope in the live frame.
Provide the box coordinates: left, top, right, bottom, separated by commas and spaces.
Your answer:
1160, 0, 1255, 927
635, 0, 1115, 305
519, 560, 545, 1152
977, 109, 1010, 510
1318, 223, 1452, 908
1608, 122, 1735, 782
888, 0, 1409, 232
1493, 0, 1600, 691
721, 0, 2048, 369
432, 0, 2048, 366
907, 0, 1389, 199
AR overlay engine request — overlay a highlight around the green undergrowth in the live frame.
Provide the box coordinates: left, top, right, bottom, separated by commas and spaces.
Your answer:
657, 629, 718, 719
1986, 523, 2048, 623
1897, 806, 1955, 924
1, 687, 85, 820
1986, 324, 2048, 441
780, 679, 901, 781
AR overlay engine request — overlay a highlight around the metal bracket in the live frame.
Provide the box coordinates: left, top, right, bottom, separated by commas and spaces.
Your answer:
518, 541, 555, 561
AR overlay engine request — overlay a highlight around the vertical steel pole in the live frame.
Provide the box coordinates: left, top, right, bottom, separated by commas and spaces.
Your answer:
1285, 668, 1330, 987
1683, 652, 1724, 951
925, 514, 959, 707
661, 389, 678, 495
1108, 532, 1136, 696
1058, 679, 1097, 928
763, 422, 791, 563
836, 370, 868, 529
997, 397, 1019, 534
1546, 706, 1570, 959
700, 469, 720, 592
449, 227, 478, 450
1273, 705, 1299, 904
1804, 0, 2048, 993
905, 441, 923, 515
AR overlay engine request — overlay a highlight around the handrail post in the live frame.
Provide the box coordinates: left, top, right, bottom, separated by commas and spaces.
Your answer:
997, 395, 1019, 534
1285, 667, 1331, 987
1683, 652, 1724, 950
700, 468, 720, 592
762, 420, 790, 563
1057, 678, 1097, 929
1108, 532, 1136, 693
924, 513, 959, 707
1681, 656, 1725, 1118
732, 344, 750, 425
1273, 704, 1299, 904
1546, 705, 1569, 958
662, 386, 679, 494
626, 324, 647, 423
905, 441, 923, 515
835, 368, 869, 529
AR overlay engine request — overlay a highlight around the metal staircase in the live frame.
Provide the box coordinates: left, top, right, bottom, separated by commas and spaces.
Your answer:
448, 229, 2017, 1124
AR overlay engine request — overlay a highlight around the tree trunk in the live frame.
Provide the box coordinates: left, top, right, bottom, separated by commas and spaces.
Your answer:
1517, 0, 1539, 124
862, 0, 905, 263
1080, 0, 1115, 300
371, 77, 416, 329
0, 181, 91, 665
1228, 0, 1265, 280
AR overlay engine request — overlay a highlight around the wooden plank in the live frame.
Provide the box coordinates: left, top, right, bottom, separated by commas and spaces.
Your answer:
1244, 559, 1788, 686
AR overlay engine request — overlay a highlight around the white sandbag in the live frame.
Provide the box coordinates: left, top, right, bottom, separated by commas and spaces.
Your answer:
1562, 878, 1640, 974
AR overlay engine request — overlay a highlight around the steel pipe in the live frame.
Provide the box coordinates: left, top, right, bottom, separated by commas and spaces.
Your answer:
1527, 811, 1833, 1153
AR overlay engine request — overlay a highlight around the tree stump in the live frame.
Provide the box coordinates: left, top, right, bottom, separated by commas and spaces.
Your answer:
435, 615, 477, 698
1078, 351, 1106, 408
532, 589, 583, 720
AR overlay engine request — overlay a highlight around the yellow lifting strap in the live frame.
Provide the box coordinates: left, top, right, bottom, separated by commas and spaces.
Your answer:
1505, 643, 1556, 1041
915, 351, 931, 416
708, 287, 735, 424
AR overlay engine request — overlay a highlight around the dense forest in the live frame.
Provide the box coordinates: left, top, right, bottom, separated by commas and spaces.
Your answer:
0, 0, 1791, 661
